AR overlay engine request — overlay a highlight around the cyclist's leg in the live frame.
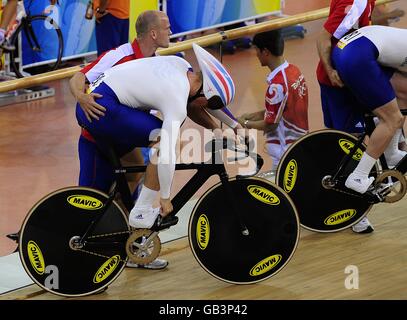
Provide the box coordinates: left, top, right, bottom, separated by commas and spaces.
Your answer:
120, 148, 145, 201
78, 134, 114, 193
320, 83, 365, 134
391, 71, 407, 153
332, 38, 403, 193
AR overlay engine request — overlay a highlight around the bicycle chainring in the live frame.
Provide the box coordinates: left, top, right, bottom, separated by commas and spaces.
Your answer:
374, 170, 407, 203
126, 229, 161, 265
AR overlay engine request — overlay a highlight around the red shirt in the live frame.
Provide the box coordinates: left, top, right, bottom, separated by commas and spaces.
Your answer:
80, 39, 147, 142
80, 39, 147, 83
316, 0, 376, 86
265, 61, 308, 146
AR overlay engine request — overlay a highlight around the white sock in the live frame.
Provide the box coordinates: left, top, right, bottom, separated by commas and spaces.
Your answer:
399, 130, 406, 144
133, 185, 158, 209
353, 152, 377, 177
384, 128, 403, 159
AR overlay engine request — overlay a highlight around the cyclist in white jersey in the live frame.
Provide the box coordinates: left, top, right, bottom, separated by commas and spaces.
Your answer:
76, 44, 237, 229
331, 25, 407, 193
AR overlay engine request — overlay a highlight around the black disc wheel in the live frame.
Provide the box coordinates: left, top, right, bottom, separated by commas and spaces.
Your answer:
189, 177, 299, 284
19, 187, 129, 297
276, 129, 374, 232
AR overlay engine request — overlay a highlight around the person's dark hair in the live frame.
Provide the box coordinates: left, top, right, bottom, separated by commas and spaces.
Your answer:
252, 29, 284, 56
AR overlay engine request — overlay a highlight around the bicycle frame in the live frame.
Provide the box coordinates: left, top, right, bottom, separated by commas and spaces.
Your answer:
329, 109, 407, 203
78, 138, 263, 244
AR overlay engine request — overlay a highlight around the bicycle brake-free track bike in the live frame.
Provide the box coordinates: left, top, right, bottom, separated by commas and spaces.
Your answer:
19, 137, 300, 297
276, 110, 407, 232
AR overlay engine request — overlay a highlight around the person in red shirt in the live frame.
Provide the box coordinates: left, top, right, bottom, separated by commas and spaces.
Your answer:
317, 0, 375, 131
316, 0, 376, 234
69, 10, 174, 271
69, 10, 241, 271
237, 30, 309, 173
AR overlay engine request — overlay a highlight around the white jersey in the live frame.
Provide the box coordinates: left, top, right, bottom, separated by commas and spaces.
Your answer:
91, 56, 192, 199
341, 26, 407, 72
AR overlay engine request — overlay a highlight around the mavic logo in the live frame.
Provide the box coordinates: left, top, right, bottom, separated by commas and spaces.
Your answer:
339, 139, 363, 161
93, 255, 121, 283
284, 159, 297, 193
250, 255, 282, 276
67, 195, 103, 210
196, 214, 210, 250
324, 209, 357, 225
27, 241, 45, 275
247, 185, 280, 205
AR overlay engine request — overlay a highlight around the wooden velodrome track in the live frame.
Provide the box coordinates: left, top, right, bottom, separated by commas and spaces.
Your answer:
1, 0, 407, 300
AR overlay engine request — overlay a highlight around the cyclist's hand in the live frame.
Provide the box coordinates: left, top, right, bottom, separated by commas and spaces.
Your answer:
77, 92, 106, 122
160, 198, 173, 216
328, 69, 344, 87
237, 115, 247, 127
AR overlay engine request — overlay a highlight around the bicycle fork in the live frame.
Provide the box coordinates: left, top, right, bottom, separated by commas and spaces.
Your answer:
219, 172, 250, 236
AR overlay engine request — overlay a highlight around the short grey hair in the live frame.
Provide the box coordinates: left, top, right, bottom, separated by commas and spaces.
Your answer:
136, 10, 164, 37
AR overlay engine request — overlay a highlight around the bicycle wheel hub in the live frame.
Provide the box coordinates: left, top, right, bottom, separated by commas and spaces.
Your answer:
69, 236, 84, 250
321, 175, 336, 189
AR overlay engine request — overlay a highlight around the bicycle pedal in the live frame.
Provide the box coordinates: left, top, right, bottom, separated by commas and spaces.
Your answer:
153, 215, 179, 231
364, 189, 383, 204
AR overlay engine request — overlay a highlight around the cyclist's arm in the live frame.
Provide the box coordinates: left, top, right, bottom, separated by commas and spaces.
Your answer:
206, 106, 238, 129
158, 102, 187, 200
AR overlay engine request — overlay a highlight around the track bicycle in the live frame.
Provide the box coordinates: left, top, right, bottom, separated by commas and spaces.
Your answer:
3, 0, 63, 77
276, 110, 407, 232
19, 136, 300, 297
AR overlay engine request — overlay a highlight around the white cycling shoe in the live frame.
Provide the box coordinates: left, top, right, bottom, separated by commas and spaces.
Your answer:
352, 217, 374, 234
345, 173, 375, 194
129, 206, 161, 229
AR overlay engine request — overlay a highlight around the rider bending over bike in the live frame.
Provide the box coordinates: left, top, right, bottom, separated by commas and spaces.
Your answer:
76, 44, 238, 229
332, 25, 407, 194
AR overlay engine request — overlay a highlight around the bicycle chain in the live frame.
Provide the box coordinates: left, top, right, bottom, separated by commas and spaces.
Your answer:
76, 248, 128, 263
76, 230, 132, 262
330, 185, 367, 199
87, 230, 131, 239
